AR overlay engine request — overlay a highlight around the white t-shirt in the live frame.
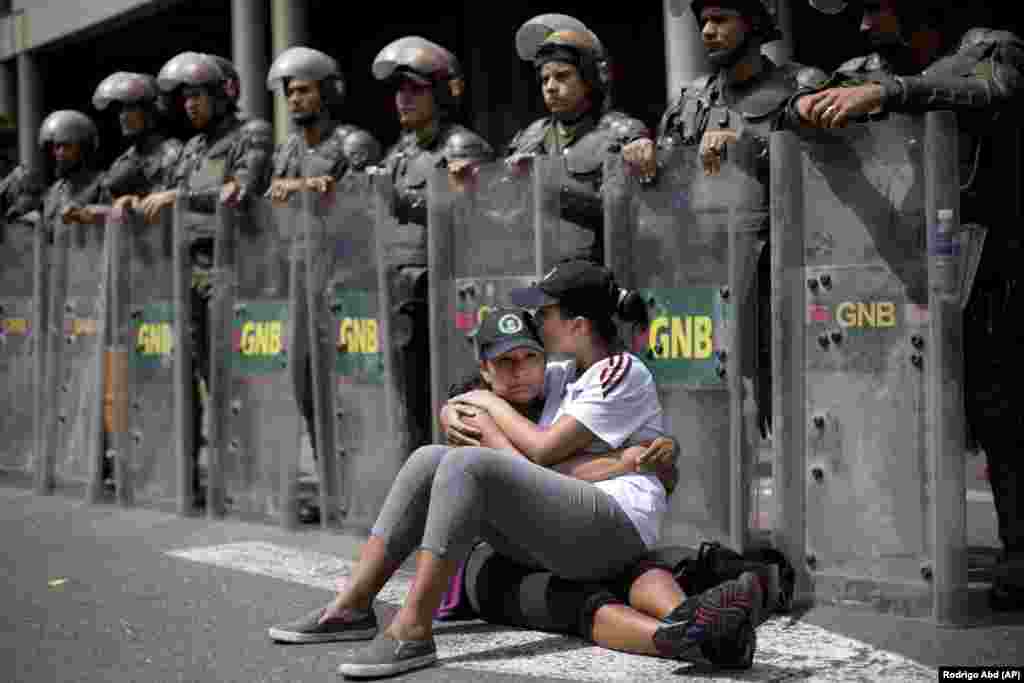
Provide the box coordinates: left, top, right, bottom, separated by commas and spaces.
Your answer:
539, 353, 668, 548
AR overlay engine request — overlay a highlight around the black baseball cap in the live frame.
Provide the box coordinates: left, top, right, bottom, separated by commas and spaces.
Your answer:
474, 306, 545, 362
508, 260, 615, 316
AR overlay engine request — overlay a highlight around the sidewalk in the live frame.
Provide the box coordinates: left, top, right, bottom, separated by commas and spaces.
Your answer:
1, 483, 1021, 682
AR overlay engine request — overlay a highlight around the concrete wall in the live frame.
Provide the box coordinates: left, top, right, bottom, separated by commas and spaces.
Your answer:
2, 0, 162, 56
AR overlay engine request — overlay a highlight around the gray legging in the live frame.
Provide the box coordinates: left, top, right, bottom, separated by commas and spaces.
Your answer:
371, 445, 648, 582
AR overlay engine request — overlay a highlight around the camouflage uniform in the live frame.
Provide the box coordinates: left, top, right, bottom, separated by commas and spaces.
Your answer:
800, 9, 1024, 602
0, 164, 45, 222
268, 46, 383, 471
38, 111, 104, 242
157, 52, 273, 503
92, 72, 183, 202
505, 111, 649, 263
373, 36, 494, 450
510, 14, 651, 264
657, 0, 823, 436
101, 135, 182, 202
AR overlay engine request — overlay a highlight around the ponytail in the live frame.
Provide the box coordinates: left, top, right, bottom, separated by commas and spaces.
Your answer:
591, 283, 649, 347
614, 286, 649, 328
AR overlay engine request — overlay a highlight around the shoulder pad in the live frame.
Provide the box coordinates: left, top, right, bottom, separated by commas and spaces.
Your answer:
960, 28, 1023, 51
159, 137, 184, 164
689, 74, 715, 94
442, 126, 494, 163
599, 111, 650, 142
381, 139, 406, 169
339, 127, 383, 169
332, 124, 358, 139
161, 136, 184, 154
837, 55, 870, 75
733, 63, 807, 121
182, 134, 204, 154
272, 133, 302, 167
241, 118, 273, 140
794, 64, 830, 90
507, 118, 549, 155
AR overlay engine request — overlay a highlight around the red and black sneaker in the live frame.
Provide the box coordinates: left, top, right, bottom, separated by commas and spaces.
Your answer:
653, 571, 763, 660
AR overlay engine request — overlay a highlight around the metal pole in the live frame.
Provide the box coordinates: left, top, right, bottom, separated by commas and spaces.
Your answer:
16, 51, 43, 175
270, 0, 309, 146
602, 156, 635, 287
375, 175, 406, 506
172, 199, 195, 515
663, 0, 709, 103
39, 217, 68, 495
303, 191, 339, 530
925, 110, 968, 626
770, 130, 810, 604
0, 59, 16, 132
206, 202, 236, 519
231, 0, 270, 123
88, 221, 113, 505
426, 169, 449, 444
762, 0, 795, 65
31, 215, 50, 493
727, 210, 750, 552
109, 211, 134, 507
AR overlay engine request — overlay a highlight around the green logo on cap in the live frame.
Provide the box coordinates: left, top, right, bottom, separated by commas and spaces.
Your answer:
498, 313, 524, 335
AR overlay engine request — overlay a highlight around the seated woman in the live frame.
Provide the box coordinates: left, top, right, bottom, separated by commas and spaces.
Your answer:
269, 261, 755, 679
439, 309, 766, 667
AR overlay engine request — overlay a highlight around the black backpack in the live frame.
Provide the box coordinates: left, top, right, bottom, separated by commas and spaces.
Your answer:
648, 541, 796, 614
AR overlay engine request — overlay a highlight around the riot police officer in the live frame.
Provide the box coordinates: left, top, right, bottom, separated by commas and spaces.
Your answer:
638, 0, 824, 437
38, 111, 104, 234
794, 0, 1024, 610
90, 72, 183, 208
371, 36, 494, 451
508, 14, 654, 264
267, 47, 380, 200
266, 46, 382, 523
0, 164, 45, 222
651, 0, 822, 172
66, 72, 185, 487
127, 52, 274, 509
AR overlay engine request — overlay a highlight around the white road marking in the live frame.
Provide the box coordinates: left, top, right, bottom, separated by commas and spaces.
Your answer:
169, 541, 938, 682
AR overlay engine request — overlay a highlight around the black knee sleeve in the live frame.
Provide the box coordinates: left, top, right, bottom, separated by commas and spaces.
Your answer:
464, 543, 625, 639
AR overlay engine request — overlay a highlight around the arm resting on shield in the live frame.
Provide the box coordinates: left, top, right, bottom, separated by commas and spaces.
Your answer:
888, 29, 1024, 114
186, 119, 274, 213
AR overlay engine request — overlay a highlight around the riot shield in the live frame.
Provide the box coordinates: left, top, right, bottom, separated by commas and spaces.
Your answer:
0, 216, 40, 482
116, 206, 183, 510
771, 116, 951, 606
40, 213, 108, 496
305, 174, 403, 531
213, 197, 302, 524
428, 158, 554, 429
605, 149, 763, 551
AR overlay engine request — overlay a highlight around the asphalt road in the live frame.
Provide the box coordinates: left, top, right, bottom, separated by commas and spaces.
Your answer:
2, 485, 1022, 683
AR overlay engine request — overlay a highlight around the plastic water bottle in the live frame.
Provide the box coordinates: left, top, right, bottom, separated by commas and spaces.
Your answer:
930, 208, 959, 302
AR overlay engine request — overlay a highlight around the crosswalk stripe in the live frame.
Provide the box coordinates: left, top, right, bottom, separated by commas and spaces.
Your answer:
168, 541, 938, 682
